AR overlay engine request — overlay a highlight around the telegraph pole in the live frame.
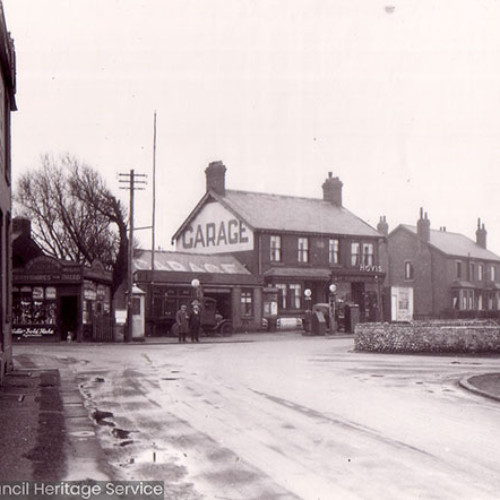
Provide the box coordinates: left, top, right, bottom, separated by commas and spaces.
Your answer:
119, 169, 147, 342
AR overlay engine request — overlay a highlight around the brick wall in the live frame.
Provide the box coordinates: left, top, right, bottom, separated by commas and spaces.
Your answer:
355, 320, 500, 354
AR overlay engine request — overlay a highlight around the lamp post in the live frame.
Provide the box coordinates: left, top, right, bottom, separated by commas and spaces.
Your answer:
190, 278, 202, 306
328, 283, 337, 334
304, 288, 312, 334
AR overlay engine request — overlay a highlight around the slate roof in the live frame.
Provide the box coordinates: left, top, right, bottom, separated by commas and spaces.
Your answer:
215, 189, 381, 237
398, 225, 500, 262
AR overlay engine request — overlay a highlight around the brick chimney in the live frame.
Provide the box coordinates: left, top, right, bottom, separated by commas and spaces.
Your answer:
476, 218, 487, 249
205, 161, 227, 196
416, 207, 431, 243
13, 216, 31, 237
377, 216, 389, 236
322, 172, 343, 206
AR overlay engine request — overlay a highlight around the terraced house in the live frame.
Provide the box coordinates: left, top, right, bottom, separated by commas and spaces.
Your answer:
385, 209, 500, 319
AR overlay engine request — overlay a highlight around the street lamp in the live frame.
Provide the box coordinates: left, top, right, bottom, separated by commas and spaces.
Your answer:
303, 288, 312, 334
328, 283, 337, 334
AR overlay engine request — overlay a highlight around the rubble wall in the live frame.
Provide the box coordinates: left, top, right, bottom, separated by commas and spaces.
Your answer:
354, 320, 500, 354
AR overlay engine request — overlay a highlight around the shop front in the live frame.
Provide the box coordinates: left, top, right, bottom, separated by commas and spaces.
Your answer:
12, 256, 112, 342
263, 266, 385, 329
133, 250, 263, 336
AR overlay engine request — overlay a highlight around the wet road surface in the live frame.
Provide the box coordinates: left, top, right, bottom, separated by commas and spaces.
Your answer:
13, 335, 500, 499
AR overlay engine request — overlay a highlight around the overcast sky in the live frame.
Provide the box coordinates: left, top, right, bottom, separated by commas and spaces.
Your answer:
3, 0, 500, 252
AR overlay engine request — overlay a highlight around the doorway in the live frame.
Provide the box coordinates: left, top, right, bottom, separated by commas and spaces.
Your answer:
60, 295, 78, 341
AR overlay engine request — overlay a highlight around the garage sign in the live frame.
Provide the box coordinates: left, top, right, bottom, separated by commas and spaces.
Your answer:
177, 202, 254, 254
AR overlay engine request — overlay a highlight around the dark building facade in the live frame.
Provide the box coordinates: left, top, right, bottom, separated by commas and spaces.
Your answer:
172, 162, 385, 325
0, 2, 15, 380
12, 218, 113, 342
386, 209, 500, 319
133, 249, 263, 335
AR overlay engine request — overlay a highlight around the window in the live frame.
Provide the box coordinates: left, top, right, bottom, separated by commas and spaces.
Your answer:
275, 284, 287, 309
298, 237, 309, 263
467, 290, 474, 310
469, 263, 475, 281
456, 261, 463, 279
288, 284, 302, 309
351, 242, 360, 266
404, 261, 414, 280
328, 239, 339, 264
478, 264, 484, 281
490, 265, 497, 282
240, 290, 253, 316
270, 235, 282, 262
362, 243, 374, 266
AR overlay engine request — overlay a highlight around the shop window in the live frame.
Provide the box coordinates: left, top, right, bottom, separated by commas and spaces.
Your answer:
362, 243, 374, 266
478, 264, 484, 281
328, 239, 339, 264
12, 286, 57, 326
288, 284, 302, 309
404, 261, 414, 280
456, 261, 463, 279
351, 242, 360, 266
240, 290, 253, 316
275, 284, 287, 309
270, 235, 282, 262
477, 293, 483, 311
467, 290, 474, 310
297, 237, 309, 263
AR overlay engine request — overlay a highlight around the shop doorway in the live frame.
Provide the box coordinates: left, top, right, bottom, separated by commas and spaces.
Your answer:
60, 295, 78, 341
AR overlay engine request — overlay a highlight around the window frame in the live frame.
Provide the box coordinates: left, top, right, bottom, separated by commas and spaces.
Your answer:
328, 238, 339, 264
270, 235, 282, 262
297, 237, 309, 263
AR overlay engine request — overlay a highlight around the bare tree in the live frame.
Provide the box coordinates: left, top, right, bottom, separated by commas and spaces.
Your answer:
14, 153, 128, 295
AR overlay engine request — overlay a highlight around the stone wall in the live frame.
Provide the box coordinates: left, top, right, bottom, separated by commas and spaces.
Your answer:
354, 320, 500, 354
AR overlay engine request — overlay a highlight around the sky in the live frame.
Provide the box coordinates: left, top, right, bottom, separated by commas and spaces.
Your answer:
3, 0, 500, 252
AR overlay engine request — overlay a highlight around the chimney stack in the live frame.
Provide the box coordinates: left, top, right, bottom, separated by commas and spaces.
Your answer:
13, 217, 31, 237
416, 207, 431, 242
322, 172, 343, 206
476, 218, 487, 249
377, 215, 389, 236
205, 161, 227, 196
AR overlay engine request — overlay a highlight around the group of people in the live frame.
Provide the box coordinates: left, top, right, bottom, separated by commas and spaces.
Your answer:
175, 303, 201, 343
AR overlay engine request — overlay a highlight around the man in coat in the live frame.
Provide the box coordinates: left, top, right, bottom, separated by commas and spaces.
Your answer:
175, 304, 189, 342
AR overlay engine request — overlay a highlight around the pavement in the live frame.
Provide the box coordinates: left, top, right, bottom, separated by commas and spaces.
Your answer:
1, 331, 500, 482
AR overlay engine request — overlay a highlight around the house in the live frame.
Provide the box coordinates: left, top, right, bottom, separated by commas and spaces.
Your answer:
0, 2, 16, 380
386, 209, 500, 319
171, 161, 386, 325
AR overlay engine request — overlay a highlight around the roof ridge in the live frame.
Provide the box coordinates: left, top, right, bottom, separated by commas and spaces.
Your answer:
226, 188, 334, 203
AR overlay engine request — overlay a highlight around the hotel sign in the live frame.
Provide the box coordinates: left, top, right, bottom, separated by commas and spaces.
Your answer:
177, 202, 254, 254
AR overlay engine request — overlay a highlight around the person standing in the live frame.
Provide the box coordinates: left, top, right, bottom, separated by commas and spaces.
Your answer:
189, 305, 201, 343
176, 304, 189, 343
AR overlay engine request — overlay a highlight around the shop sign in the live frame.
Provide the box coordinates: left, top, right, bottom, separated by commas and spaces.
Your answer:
177, 202, 254, 254
13, 326, 55, 338
32, 287, 44, 300
46, 287, 57, 300
84, 280, 97, 300
359, 265, 383, 273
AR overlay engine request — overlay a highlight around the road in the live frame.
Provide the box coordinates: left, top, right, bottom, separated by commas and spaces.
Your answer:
13, 334, 500, 500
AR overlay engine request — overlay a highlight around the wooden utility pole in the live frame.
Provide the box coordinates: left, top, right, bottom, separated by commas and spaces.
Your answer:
119, 169, 147, 342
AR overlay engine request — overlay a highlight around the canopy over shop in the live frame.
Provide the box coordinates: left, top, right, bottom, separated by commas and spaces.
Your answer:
133, 250, 263, 336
